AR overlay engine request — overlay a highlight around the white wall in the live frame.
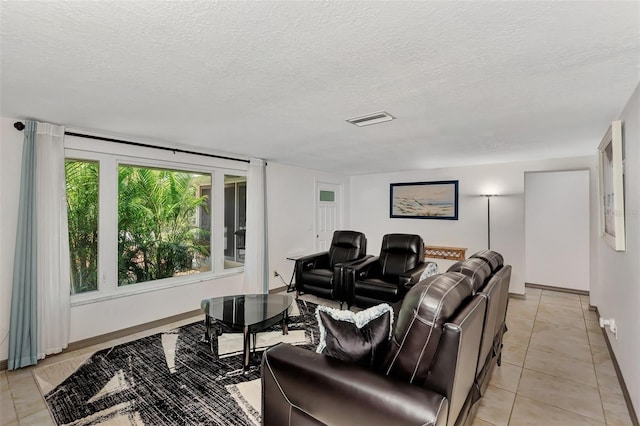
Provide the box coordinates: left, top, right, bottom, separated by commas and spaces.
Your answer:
525, 170, 590, 291
266, 162, 350, 291
350, 156, 598, 295
69, 274, 244, 342
595, 83, 640, 415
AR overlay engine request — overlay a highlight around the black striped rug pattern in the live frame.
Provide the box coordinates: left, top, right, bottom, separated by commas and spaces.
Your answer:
43, 299, 320, 425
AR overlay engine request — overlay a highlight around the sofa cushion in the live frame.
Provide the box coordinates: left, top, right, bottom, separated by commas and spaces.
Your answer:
316, 304, 393, 368
354, 279, 400, 300
300, 268, 334, 288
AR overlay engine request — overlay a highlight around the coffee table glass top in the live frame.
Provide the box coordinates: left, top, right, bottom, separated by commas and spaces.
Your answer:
200, 294, 293, 329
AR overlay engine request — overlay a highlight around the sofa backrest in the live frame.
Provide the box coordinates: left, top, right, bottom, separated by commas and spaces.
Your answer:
328, 230, 367, 267
382, 272, 473, 383
471, 250, 504, 273
378, 233, 424, 280
447, 258, 491, 293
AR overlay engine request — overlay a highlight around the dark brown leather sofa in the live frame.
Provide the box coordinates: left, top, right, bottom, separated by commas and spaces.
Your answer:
448, 251, 511, 414
261, 250, 510, 426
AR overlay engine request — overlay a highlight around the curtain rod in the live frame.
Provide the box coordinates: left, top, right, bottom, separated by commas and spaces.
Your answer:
13, 121, 251, 164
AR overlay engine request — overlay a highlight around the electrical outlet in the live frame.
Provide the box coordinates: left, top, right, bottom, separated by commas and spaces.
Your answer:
273, 270, 279, 277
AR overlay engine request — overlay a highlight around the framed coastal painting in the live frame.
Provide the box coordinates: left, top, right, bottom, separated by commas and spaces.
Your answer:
598, 120, 625, 251
390, 180, 458, 220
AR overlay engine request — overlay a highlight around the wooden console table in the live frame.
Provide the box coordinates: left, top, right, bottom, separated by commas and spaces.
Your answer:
424, 245, 467, 261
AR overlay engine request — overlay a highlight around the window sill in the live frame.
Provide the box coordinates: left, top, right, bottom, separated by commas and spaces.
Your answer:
70, 269, 244, 307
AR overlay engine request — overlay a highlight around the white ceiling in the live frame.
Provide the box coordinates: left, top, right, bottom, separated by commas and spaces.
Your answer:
1, 1, 639, 175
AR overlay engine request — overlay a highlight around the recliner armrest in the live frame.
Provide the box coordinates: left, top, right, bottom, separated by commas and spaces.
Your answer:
295, 251, 329, 270
399, 261, 429, 288
334, 254, 375, 268
261, 343, 448, 426
348, 255, 380, 279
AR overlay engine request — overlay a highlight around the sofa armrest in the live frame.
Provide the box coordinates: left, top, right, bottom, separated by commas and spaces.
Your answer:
261, 343, 448, 426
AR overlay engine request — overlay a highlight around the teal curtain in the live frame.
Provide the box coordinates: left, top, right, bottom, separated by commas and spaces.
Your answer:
8, 120, 38, 370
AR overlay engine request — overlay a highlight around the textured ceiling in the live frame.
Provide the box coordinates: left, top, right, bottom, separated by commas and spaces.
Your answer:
1, 1, 639, 175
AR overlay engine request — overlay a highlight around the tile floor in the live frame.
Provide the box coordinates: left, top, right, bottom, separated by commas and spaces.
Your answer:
0, 288, 634, 426
472, 287, 633, 426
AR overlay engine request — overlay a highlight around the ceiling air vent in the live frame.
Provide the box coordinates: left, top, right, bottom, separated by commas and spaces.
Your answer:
346, 111, 395, 127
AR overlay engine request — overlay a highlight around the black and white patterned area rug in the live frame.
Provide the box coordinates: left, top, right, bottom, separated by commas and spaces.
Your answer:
33, 299, 320, 426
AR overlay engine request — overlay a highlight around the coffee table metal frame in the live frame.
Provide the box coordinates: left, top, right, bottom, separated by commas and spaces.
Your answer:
200, 294, 292, 371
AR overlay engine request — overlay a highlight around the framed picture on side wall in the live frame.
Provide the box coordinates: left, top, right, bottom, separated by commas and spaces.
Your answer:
390, 180, 459, 219
598, 120, 625, 251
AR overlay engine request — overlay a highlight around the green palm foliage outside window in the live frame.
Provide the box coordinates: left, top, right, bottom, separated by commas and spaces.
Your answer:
66, 160, 99, 295
117, 165, 211, 285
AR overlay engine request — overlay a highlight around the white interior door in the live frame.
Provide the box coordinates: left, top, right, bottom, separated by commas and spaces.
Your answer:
316, 182, 341, 251
525, 170, 590, 291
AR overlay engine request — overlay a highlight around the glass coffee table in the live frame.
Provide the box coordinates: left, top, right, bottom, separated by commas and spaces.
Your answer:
200, 294, 293, 371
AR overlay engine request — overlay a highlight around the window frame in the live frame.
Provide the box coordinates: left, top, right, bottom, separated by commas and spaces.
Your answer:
65, 136, 248, 306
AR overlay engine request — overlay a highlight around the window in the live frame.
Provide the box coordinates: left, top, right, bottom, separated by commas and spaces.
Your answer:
66, 159, 99, 295
117, 165, 212, 286
319, 190, 335, 202
223, 175, 247, 269
64, 139, 247, 303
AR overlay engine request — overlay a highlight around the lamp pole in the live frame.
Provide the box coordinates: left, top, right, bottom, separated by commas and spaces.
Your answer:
487, 196, 491, 249
482, 195, 495, 249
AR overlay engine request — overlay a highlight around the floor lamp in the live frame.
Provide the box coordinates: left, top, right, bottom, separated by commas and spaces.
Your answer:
481, 195, 496, 249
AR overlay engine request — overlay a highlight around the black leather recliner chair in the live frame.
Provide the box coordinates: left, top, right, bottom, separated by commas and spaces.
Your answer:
345, 233, 427, 308
294, 230, 368, 305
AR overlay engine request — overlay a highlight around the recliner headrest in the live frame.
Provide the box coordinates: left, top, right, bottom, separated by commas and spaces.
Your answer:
447, 258, 491, 293
470, 250, 504, 273
331, 230, 366, 250
377, 234, 425, 279
328, 230, 367, 267
381, 234, 424, 257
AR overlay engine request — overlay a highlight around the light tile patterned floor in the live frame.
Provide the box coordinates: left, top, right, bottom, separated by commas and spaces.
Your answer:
0, 289, 634, 425
472, 288, 633, 426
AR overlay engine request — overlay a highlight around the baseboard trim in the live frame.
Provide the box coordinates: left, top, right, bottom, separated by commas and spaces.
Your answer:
67, 309, 202, 353
594, 307, 639, 426
1, 309, 202, 371
508, 292, 526, 300
525, 282, 589, 296
269, 285, 287, 294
